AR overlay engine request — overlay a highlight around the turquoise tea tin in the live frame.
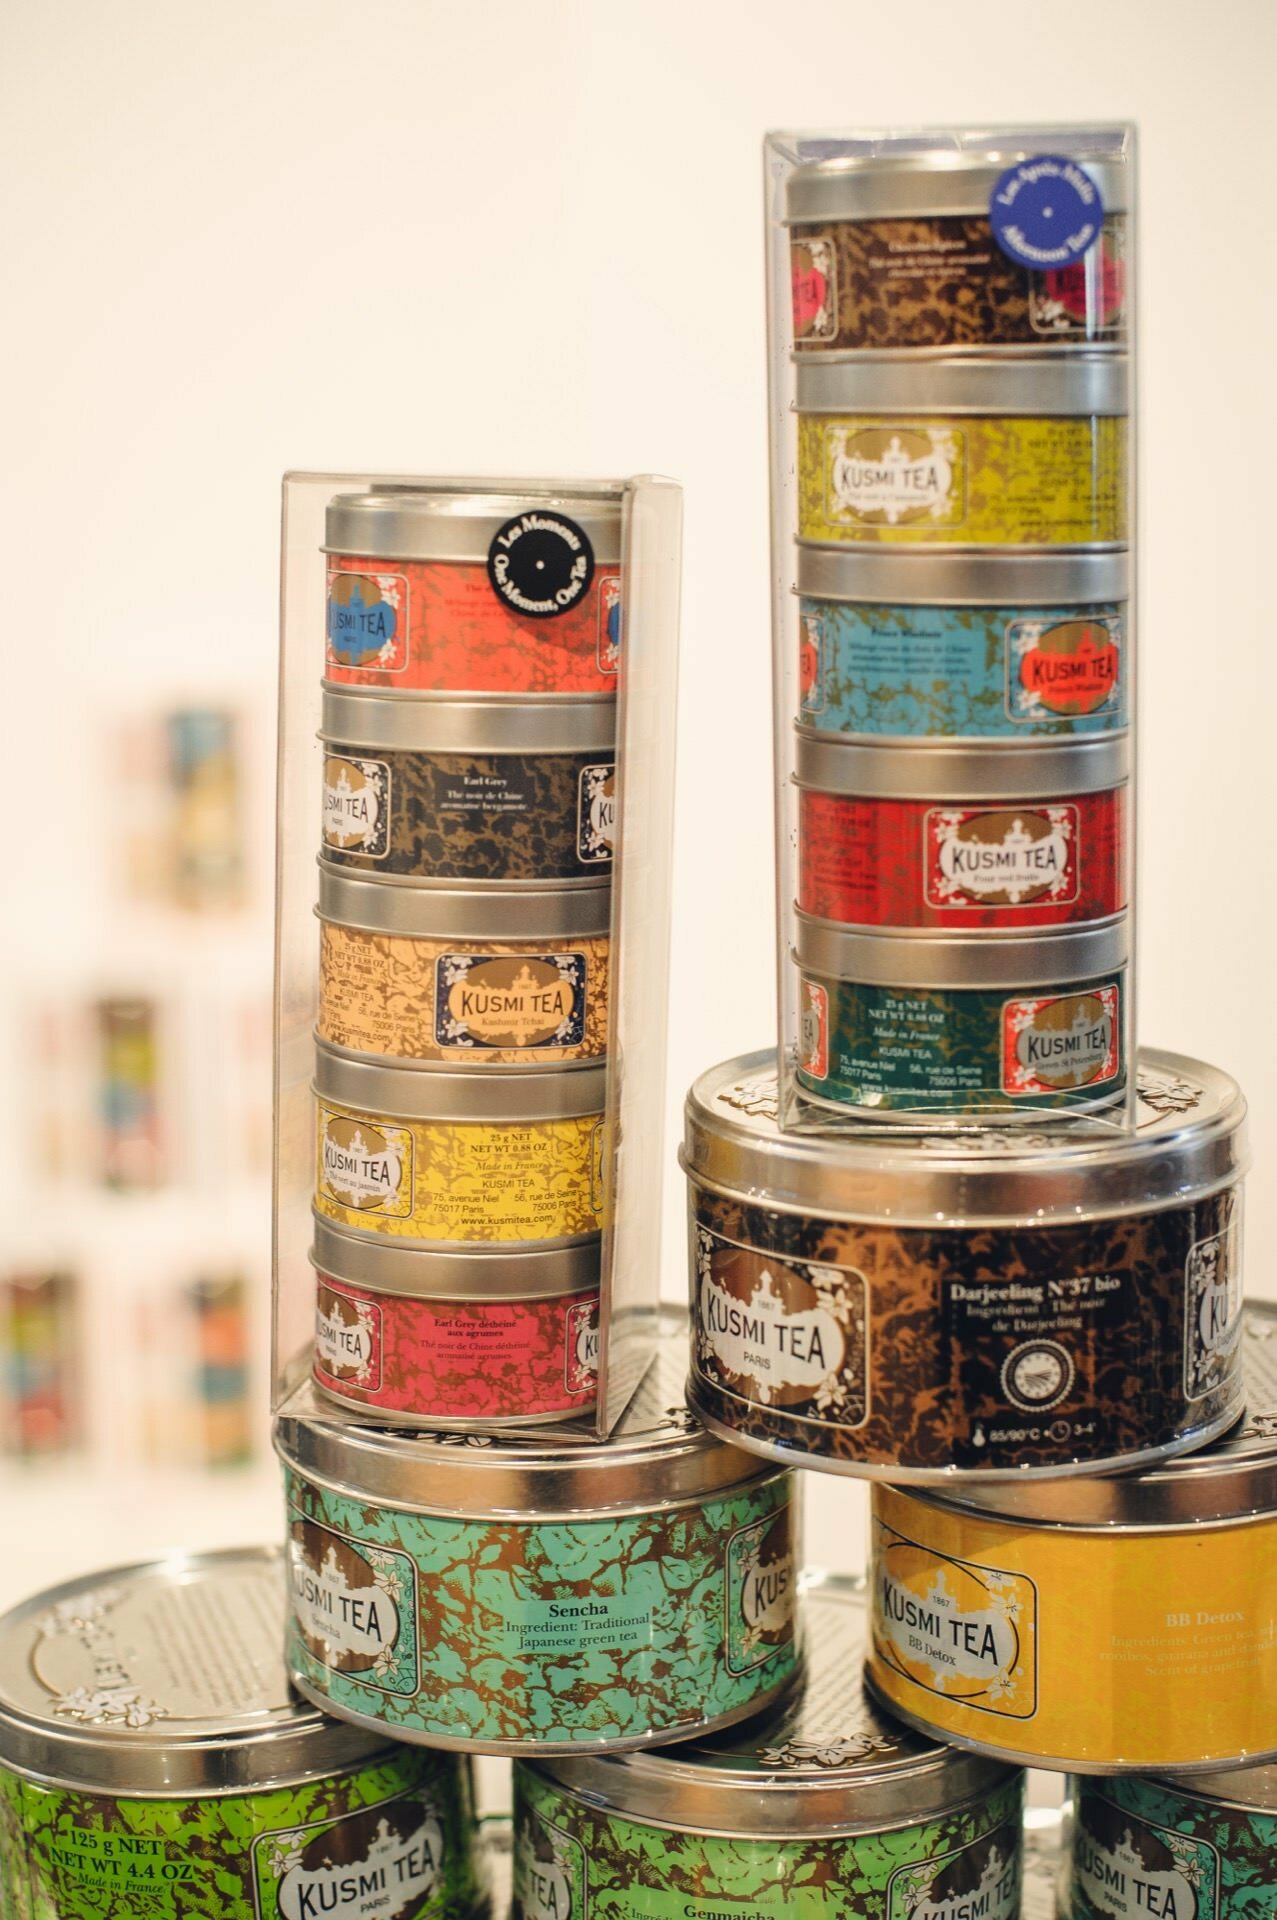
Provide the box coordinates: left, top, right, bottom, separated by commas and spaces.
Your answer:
1070, 1765, 1277, 1920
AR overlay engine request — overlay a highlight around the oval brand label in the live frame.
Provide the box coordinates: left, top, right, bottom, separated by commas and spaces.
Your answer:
1011, 617, 1121, 718
989, 154, 1105, 270
316, 1282, 382, 1388
1002, 987, 1120, 1095
873, 1523, 1038, 1720
726, 1507, 795, 1674
326, 570, 404, 670
577, 764, 616, 864
1073, 1794, 1218, 1920
487, 511, 595, 619
324, 755, 390, 855
927, 805, 1078, 909
890, 1827, 1023, 1920
829, 426, 962, 527
288, 1525, 405, 1675
320, 1112, 410, 1213
272, 1794, 445, 1920
436, 952, 586, 1051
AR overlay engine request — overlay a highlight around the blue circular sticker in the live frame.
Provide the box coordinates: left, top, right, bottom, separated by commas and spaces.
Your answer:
988, 154, 1104, 271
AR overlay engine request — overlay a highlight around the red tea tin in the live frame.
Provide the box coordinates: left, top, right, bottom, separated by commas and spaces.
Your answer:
324, 491, 622, 697
796, 736, 1128, 932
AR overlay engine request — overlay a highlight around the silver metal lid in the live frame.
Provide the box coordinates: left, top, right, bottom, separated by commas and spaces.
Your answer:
683, 1047, 1246, 1230
796, 545, 1130, 607
0, 1547, 400, 1794
313, 1215, 600, 1302
314, 1044, 606, 1123
320, 690, 616, 755
1153, 1755, 1277, 1814
795, 732, 1129, 800
786, 152, 1127, 223
795, 352, 1129, 416
527, 1574, 1014, 1835
316, 867, 612, 940
914, 1301, 1275, 1530
325, 489, 623, 565
795, 913, 1129, 987
275, 1305, 780, 1519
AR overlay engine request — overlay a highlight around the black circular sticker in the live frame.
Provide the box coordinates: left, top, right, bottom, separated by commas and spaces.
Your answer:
486, 511, 595, 620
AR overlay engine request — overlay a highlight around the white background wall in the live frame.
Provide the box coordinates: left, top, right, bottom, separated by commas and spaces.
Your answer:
3, 0, 1274, 1594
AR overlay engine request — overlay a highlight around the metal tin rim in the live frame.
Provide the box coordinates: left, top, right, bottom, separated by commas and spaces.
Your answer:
785, 153, 1128, 223
681, 1047, 1248, 1228
1145, 1764, 1277, 1815
314, 1043, 607, 1121
321, 690, 617, 753
795, 544, 1130, 606
311, 1378, 599, 1431
316, 865, 612, 939
325, 488, 623, 565
794, 912, 1129, 986
312, 1214, 601, 1300
794, 730, 1129, 799
0, 1547, 407, 1794
795, 352, 1129, 415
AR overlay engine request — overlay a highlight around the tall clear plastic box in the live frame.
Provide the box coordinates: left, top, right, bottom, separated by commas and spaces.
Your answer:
273, 473, 682, 1437
765, 128, 1137, 1131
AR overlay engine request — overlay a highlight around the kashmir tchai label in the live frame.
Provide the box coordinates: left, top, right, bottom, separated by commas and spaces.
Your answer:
323, 755, 391, 856
1183, 1200, 1243, 1402
315, 1281, 382, 1390
694, 1224, 869, 1426
1006, 615, 1121, 721
1002, 985, 1120, 1095
288, 1519, 418, 1697
827, 425, 964, 528
577, 763, 616, 865
1072, 1792, 1220, 1920
326, 569, 408, 673
926, 806, 1079, 909
887, 1824, 1022, 1920
725, 1506, 796, 1676
434, 952, 587, 1051
319, 1110, 412, 1215
253, 1789, 445, 1920
873, 1522, 1037, 1719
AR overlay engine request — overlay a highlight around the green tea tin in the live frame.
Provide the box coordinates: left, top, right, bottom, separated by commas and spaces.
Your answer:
1070, 1766, 1277, 1920
0, 1547, 485, 1920
513, 1574, 1024, 1920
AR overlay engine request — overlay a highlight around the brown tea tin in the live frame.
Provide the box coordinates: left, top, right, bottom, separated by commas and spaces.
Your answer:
683, 1047, 1246, 1478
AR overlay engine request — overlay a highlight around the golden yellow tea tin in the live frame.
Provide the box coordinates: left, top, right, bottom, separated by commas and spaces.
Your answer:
866, 1302, 1277, 1775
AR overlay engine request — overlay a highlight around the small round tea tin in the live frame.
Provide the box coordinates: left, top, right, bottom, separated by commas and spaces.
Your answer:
317, 870, 611, 1069
795, 355, 1128, 549
795, 917, 1129, 1117
277, 1309, 800, 1754
0, 1547, 486, 1920
321, 692, 616, 885
796, 548, 1129, 742
866, 1299, 1277, 1774
313, 1046, 605, 1248
312, 1217, 600, 1427
513, 1574, 1024, 1920
1070, 1765, 1277, 1920
682, 1048, 1247, 1479
325, 490, 622, 696
787, 152, 1126, 353
796, 734, 1129, 932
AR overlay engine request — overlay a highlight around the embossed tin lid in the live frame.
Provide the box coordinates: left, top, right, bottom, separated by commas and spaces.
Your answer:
314, 1044, 606, 1122
786, 152, 1127, 223
795, 913, 1128, 986
795, 352, 1128, 415
795, 732, 1129, 799
325, 490, 623, 566
683, 1047, 1246, 1230
316, 867, 612, 940
275, 1306, 782, 1518
923, 1302, 1275, 1530
321, 690, 616, 754
313, 1216, 600, 1302
527, 1573, 1015, 1833
0, 1547, 400, 1794
796, 545, 1130, 607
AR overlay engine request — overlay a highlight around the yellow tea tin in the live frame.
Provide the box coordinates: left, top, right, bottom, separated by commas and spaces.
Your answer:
866, 1302, 1277, 1775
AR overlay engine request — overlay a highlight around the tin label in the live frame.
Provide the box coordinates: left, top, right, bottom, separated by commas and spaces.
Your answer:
326, 570, 408, 673
799, 978, 829, 1080
434, 952, 587, 1051
319, 1109, 413, 1216
1032, 227, 1127, 334
873, 1520, 1038, 1719
252, 1788, 446, 1920
887, 1825, 1022, 1920
577, 763, 616, 864
565, 1297, 600, 1394
1184, 1203, 1244, 1402
694, 1224, 869, 1426
488, 512, 595, 619
791, 236, 838, 342
1002, 986, 1120, 1095
1007, 616, 1122, 722
725, 1507, 796, 1674
324, 756, 390, 857
1072, 1794, 1220, 1920
516, 1808, 587, 1920
926, 806, 1079, 909
597, 573, 622, 673
827, 426, 965, 528
799, 609, 826, 713
315, 1281, 382, 1390
288, 1518, 419, 1696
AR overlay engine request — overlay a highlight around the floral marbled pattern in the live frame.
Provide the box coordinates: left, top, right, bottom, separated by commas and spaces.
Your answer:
1071, 1776, 1277, 1920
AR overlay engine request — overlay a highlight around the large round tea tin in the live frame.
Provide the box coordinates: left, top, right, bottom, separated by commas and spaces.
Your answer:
513, 1575, 1024, 1920
312, 1217, 600, 1427
276, 1310, 801, 1754
796, 735, 1129, 932
317, 870, 611, 1069
313, 1047, 605, 1248
321, 692, 616, 885
786, 152, 1126, 353
795, 917, 1129, 1117
325, 490, 622, 696
865, 1299, 1277, 1773
1069, 1765, 1277, 1920
0, 1547, 485, 1920
682, 1049, 1247, 1479
795, 356, 1128, 549
797, 549, 1130, 743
